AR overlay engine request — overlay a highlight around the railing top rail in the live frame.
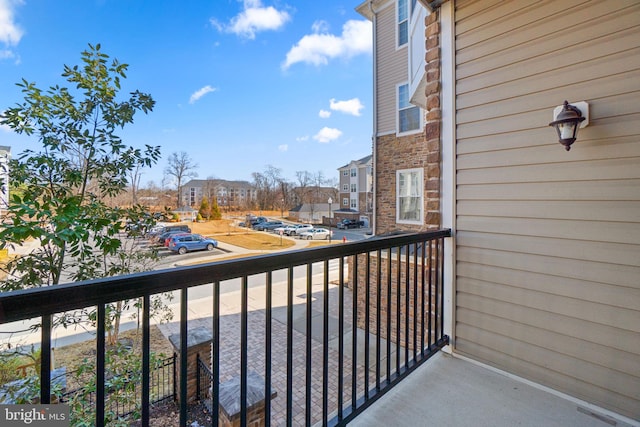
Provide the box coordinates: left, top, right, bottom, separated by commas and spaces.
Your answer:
0, 229, 451, 324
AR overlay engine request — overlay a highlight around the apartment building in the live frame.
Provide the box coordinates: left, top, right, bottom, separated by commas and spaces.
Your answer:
337, 155, 373, 222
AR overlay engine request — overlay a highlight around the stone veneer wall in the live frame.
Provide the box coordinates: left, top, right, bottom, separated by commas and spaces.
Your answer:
355, 9, 443, 339
349, 248, 443, 351
374, 10, 441, 235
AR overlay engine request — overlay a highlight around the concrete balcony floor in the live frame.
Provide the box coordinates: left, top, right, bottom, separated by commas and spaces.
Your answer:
348, 352, 635, 427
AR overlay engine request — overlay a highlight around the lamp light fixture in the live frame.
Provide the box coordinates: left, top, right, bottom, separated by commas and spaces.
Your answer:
549, 100, 589, 151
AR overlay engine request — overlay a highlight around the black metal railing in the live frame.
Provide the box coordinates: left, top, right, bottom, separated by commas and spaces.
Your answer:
60, 353, 176, 419
196, 354, 213, 412
0, 229, 450, 426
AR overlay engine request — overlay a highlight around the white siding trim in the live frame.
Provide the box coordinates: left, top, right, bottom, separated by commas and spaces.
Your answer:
441, 0, 455, 354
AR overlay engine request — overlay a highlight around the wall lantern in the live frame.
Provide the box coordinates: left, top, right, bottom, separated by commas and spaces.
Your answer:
549, 100, 589, 151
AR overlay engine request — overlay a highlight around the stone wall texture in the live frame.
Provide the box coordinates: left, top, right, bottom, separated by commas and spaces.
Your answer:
374, 9, 441, 235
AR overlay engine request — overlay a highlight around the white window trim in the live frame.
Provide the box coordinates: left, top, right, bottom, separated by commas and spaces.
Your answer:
397, 82, 423, 136
396, 168, 424, 225
342, 198, 349, 206
396, 0, 409, 50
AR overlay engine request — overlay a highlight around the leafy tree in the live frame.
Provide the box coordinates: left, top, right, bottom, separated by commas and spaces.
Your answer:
0, 44, 167, 342
210, 196, 222, 220
163, 151, 198, 208
199, 196, 210, 220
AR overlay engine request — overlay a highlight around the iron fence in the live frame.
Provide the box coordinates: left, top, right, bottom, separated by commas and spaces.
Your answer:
60, 353, 176, 420
0, 229, 451, 426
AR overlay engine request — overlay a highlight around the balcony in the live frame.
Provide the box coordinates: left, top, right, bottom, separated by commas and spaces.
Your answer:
1, 229, 623, 427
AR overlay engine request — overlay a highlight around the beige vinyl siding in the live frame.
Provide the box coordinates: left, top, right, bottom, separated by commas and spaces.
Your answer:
375, 2, 409, 134
453, 0, 640, 420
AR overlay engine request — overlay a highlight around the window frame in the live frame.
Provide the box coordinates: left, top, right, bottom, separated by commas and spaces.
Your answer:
397, 82, 422, 135
396, 168, 424, 225
397, 0, 409, 48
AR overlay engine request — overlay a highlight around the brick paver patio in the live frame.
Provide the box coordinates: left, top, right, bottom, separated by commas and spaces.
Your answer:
158, 270, 381, 426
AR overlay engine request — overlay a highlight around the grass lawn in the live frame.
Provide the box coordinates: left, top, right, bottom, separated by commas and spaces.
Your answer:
190, 219, 296, 250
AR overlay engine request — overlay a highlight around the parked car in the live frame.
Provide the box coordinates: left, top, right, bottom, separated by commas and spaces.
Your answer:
272, 224, 293, 235
254, 221, 283, 231
336, 219, 364, 229
157, 229, 190, 245
168, 233, 218, 254
249, 216, 267, 227
152, 224, 191, 241
298, 228, 332, 240
272, 224, 313, 235
288, 224, 313, 236
163, 231, 190, 247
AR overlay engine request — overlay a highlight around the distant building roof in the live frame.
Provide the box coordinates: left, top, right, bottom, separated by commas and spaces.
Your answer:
338, 154, 372, 170
181, 178, 254, 189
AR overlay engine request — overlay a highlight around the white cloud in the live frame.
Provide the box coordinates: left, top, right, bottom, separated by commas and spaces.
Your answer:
311, 20, 329, 34
278, 144, 288, 152
0, 0, 23, 44
329, 98, 364, 117
296, 135, 309, 142
313, 127, 342, 143
282, 19, 371, 70
318, 109, 331, 119
189, 85, 217, 104
0, 0, 24, 61
0, 123, 11, 133
211, 0, 290, 40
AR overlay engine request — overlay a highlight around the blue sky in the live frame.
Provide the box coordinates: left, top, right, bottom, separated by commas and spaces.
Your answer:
0, 0, 372, 187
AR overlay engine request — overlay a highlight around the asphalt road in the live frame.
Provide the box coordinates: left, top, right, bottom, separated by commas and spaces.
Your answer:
1, 226, 372, 350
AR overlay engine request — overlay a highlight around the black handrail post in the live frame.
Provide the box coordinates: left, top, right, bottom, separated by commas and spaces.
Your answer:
142, 295, 151, 426
364, 252, 370, 400
265, 272, 272, 427
413, 243, 418, 362
323, 259, 330, 424
286, 267, 293, 427
97, 304, 106, 427
305, 264, 312, 426
180, 289, 188, 427
240, 276, 248, 427
337, 256, 345, 422
351, 254, 358, 412
40, 314, 52, 404
212, 281, 220, 427
376, 249, 381, 391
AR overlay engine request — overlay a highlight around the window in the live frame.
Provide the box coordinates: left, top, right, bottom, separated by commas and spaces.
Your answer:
398, 83, 420, 133
350, 199, 357, 209
398, 0, 408, 47
351, 184, 357, 193
396, 168, 423, 224
350, 168, 357, 177
343, 198, 349, 206
342, 170, 349, 176
189, 188, 196, 206
343, 184, 349, 191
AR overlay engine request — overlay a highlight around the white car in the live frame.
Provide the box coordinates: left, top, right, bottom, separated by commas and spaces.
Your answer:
288, 224, 313, 236
273, 224, 313, 236
298, 228, 331, 240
